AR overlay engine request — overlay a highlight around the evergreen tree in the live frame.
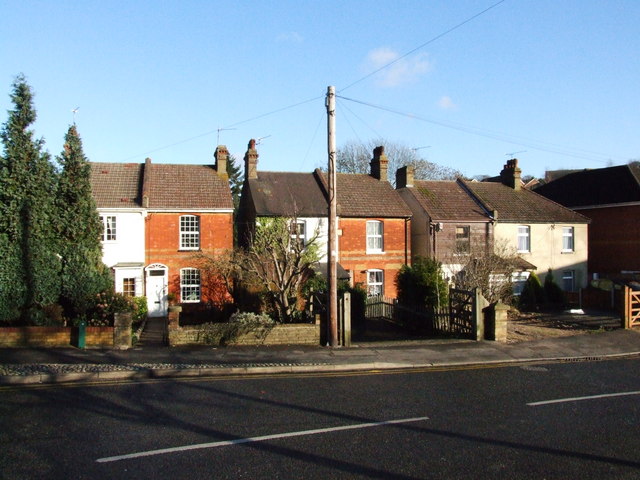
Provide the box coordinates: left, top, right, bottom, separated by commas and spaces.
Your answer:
227, 154, 242, 209
56, 125, 111, 317
0, 75, 59, 324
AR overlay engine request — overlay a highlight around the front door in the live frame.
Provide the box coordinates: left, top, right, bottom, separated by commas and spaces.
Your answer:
145, 264, 168, 317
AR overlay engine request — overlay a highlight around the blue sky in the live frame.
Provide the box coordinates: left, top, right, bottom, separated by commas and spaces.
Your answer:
1, 0, 638, 179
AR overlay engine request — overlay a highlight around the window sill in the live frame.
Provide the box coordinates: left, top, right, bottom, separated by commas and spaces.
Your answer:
178, 249, 201, 252
366, 250, 385, 255
561, 250, 575, 254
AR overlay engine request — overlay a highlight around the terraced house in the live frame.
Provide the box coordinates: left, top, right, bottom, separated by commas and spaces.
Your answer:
90, 147, 234, 317
397, 159, 590, 294
237, 141, 411, 297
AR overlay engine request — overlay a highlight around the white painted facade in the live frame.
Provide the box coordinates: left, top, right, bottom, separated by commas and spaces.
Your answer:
98, 208, 146, 298
298, 217, 329, 262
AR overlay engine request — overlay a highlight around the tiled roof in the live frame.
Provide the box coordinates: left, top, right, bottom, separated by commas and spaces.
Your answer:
334, 173, 412, 218
145, 163, 233, 210
403, 180, 490, 222
535, 164, 640, 208
90, 163, 143, 208
90, 161, 232, 210
248, 170, 412, 219
248, 171, 327, 217
311, 171, 411, 218
463, 180, 589, 223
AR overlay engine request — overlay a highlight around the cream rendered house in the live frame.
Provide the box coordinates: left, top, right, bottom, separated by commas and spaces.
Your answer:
463, 160, 590, 292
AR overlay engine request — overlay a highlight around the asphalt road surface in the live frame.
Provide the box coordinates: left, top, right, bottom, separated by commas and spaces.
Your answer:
1, 358, 639, 479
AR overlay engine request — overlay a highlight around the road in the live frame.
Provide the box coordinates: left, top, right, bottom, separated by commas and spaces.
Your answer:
1, 358, 639, 479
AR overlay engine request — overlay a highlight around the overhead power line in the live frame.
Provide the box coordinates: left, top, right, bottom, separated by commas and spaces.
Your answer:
337, 95, 625, 164
117, 95, 323, 162
339, 0, 507, 92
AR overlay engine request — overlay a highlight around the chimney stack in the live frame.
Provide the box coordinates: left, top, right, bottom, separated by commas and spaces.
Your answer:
500, 158, 522, 191
214, 145, 229, 179
370, 146, 388, 181
244, 138, 259, 180
142, 157, 151, 208
395, 165, 414, 189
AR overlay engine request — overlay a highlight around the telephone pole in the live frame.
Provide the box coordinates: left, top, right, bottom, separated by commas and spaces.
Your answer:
326, 86, 339, 347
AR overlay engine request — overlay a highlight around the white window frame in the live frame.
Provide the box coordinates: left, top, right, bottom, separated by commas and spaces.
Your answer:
562, 226, 575, 252
562, 270, 575, 292
517, 225, 530, 253
366, 220, 384, 254
100, 215, 117, 242
180, 268, 201, 303
366, 269, 384, 296
180, 215, 200, 250
291, 220, 306, 248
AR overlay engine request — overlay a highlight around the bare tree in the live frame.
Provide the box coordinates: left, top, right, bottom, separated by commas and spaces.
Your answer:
336, 138, 461, 185
444, 239, 522, 304
197, 217, 321, 322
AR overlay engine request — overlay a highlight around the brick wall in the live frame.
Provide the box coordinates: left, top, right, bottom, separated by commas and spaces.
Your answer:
583, 205, 640, 275
168, 323, 320, 346
0, 327, 114, 347
338, 217, 409, 298
146, 211, 233, 303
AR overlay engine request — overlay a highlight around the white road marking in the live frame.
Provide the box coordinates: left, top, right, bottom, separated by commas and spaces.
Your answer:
96, 416, 429, 463
528, 390, 640, 406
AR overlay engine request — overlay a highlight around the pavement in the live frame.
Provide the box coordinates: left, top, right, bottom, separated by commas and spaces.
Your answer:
1, 318, 639, 386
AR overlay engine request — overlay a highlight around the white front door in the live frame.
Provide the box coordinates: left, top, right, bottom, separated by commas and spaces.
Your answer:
145, 264, 168, 317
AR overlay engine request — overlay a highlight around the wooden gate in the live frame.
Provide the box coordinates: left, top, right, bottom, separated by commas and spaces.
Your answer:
623, 286, 640, 329
365, 288, 480, 340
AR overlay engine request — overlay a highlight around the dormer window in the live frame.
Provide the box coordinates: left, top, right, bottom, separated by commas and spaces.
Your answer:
180, 215, 200, 250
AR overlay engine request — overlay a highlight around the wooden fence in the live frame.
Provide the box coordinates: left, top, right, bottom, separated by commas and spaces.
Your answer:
365, 288, 480, 339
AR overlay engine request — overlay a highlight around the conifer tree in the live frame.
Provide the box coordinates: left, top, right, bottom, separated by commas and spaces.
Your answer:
0, 75, 59, 323
227, 154, 243, 209
56, 125, 111, 317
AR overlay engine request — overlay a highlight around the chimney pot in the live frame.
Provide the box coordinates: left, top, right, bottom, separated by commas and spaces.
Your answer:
244, 138, 259, 180
214, 145, 229, 179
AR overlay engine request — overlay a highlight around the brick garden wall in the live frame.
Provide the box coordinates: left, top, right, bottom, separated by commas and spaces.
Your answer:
168, 323, 320, 346
0, 326, 114, 347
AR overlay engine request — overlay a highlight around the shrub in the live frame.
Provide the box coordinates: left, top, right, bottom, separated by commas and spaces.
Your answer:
131, 296, 148, 324
87, 290, 134, 326
519, 272, 544, 311
396, 256, 448, 308
544, 269, 564, 305
197, 312, 275, 345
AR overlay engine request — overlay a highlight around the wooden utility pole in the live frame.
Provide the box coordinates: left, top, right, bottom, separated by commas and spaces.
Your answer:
326, 86, 339, 347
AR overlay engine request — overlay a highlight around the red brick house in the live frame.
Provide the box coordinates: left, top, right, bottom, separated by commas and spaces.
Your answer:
91, 147, 234, 317
237, 141, 411, 297
535, 164, 640, 278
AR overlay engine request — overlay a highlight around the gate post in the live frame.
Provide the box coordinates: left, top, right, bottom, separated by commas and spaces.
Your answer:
342, 292, 351, 347
474, 288, 488, 341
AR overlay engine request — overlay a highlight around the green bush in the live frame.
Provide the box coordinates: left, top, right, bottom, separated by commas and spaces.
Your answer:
396, 256, 448, 308
87, 290, 134, 326
131, 296, 148, 324
519, 272, 544, 311
544, 269, 564, 305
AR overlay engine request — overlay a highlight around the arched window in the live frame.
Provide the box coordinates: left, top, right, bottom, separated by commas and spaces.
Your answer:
180, 268, 201, 303
180, 215, 200, 250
